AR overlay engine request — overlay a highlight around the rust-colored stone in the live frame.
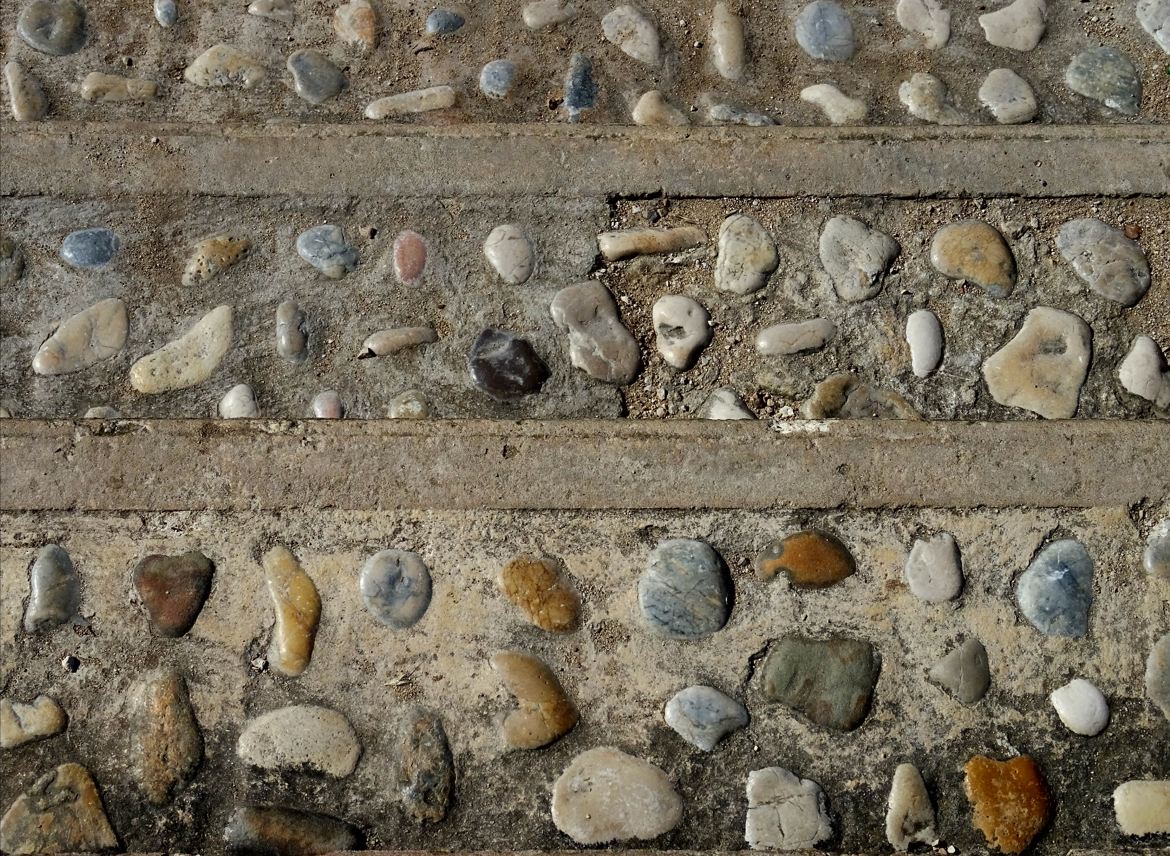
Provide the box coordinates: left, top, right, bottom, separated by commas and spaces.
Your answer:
499, 555, 579, 633
131, 668, 203, 805
133, 550, 215, 637
394, 229, 427, 285
490, 650, 578, 749
754, 529, 856, 588
964, 755, 1052, 854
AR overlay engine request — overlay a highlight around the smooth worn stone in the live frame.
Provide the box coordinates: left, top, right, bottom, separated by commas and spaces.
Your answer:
154, 0, 177, 26
929, 637, 990, 704
550, 281, 640, 384
218, 383, 259, 418
964, 755, 1052, 854
979, 68, 1037, 124
755, 529, 854, 588
710, 2, 746, 80
310, 390, 343, 418
887, 763, 937, 851
900, 72, 963, 124
1146, 631, 1170, 720
800, 83, 867, 124
906, 309, 943, 378
1050, 678, 1108, 736
133, 550, 214, 637
225, 806, 361, 855
468, 329, 549, 399
17, 0, 85, 55
249, 0, 294, 24
905, 532, 962, 602
638, 538, 731, 640
1119, 336, 1170, 410
394, 229, 427, 284
979, 0, 1046, 51
931, 220, 1015, 296
483, 224, 534, 283
499, 554, 579, 632
288, 49, 346, 104
334, 0, 378, 51
700, 387, 755, 420
755, 319, 835, 356
1, 238, 25, 288
61, 227, 119, 269
359, 327, 437, 358
365, 85, 456, 118
491, 650, 577, 748
23, 545, 80, 633
131, 669, 202, 805
183, 234, 250, 286
1138, 0, 1170, 52
297, 224, 357, 279
83, 406, 120, 418
360, 549, 432, 628
795, 0, 855, 60
80, 72, 158, 102
479, 59, 515, 99
184, 45, 266, 88
5, 62, 48, 121
745, 766, 833, 850
762, 636, 877, 731
1145, 519, 1170, 579
552, 747, 681, 844
237, 705, 361, 777
704, 97, 774, 125
663, 685, 748, 751
654, 295, 711, 369
598, 225, 704, 261
1056, 218, 1150, 306
263, 544, 321, 677
715, 213, 778, 295
632, 90, 690, 126
1017, 539, 1093, 637
819, 215, 899, 302
32, 298, 128, 376
1114, 780, 1170, 835
984, 307, 1091, 418
0, 764, 117, 853
425, 7, 463, 33
1065, 47, 1141, 115
396, 709, 453, 823
896, 0, 950, 48
388, 389, 430, 418
0, 696, 67, 749
563, 52, 596, 121
276, 300, 308, 363
523, 0, 576, 28
803, 372, 920, 419
602, 5, 661, 66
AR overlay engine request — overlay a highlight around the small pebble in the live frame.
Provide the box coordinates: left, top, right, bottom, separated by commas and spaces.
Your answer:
395, 709, 454, 822
1050, 678, 1108, 736
1, 238, 25, 287
930, 220, 1016, 296
964, 755, 1052, 854
499, 555, 579, 632
1144, 518, 1170, 579
237, 705, 361, 777
297, 224, 357, 278
710, 2, 746, 80
803, 371, 920, 419
523, 0, 576, 28
366, 85, 456, 118
905, 532, 962, 602
1065, 47, 1141, 115
800, 83, 866, 124
287, 49, 346, 104
426, 8, 464, 34
0, 764, 116, 853
900, 72, 963, 124
225, 807, 361, 854
310, 390, 343, 418
602, 5, 662, 66
263, 545, 320, 677
23, 545, 80, 633
1016, 539, 1093, 637
83, 406, 120, 418
755, 319, 835, 356
895, 0, 950, 48
388, 389, 430, 418
762, 635, 877, 730
5, 62, 48, 121
819, 215, 899, 302
154, 0, 177, 27
632, 90, 690, 126
1056, 218, 1150, 307
184, 44, 266, 89
978, 0, 1046, 51
275, 300, 308, 363
755, 529, 855, 587
551, 747, 681, 844
334, 0, 378, 51
906, 309, 943, 378
550, 281, 640, 384
130, 669, 203, 805
182, 233, 250, 285
1145, 631, 1170, 720
80, 72, 158, 102
248, 0, 294, 24
978, 68, 1037, 124
0, 696, 67, 749
563, 52, 596, 121
218, 384, 257, 418
491, 650, 578, 748
394, 229, 427, 284
887, 763, 937, 851
598, 225, 704, 260
17, 0, 86, 55
32, 298, 128, 376
929, 637, 990, 704
479, 59, 515, 99
795, 0, 855, 61
704, 97, 774, 125
714, 213, 778, 295
360, 549, 432, 628
663, 685, 748, 751
61, 227, 119, 269
133, 551, 214, 637
483, 224, 534, 283
1114, 781, 1170, 836
638, 538, 731, 639
653, 295, 711, 369
1138, 0, 1170, 52
700, 387, 755, 420
983, 307, 1091, 419
1119, 336, 1170, 410
745, 766, 833, 849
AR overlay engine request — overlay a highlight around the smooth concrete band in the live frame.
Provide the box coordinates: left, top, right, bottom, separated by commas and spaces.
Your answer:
2, 123, 1168, 200
1, 420, 1166, 512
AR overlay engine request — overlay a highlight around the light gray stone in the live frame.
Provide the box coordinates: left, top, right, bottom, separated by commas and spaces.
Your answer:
929, 637, 989, 704
978, 68, 1037, 124
819, 216, 899, 302
130, 306, 234, 394
895, 0, 949, 48
5, 62, 48, 121
388, 389, 430, 418
425, 8, 464, 34
360, 549, 432, 628
550, 281, 640, 384
1017, 539, 1093, 637
310, 390, 343, 418
653, 295, 711, 369
275, 300, 307, 363
983, 307, 1091, 419
899, 72, 963, 124
523, 0, 576, 28
905, 532, 962, 602
479, 60, 515, 99
237, 705, 361, 777
484, 224, 534, 283
0, 696, 67, 749
978, 0, 1046, 51
1056, 218, 1150, 307
297, 224, 357, 278
1065, 47, 1141, 115
23, 545, 80, 633
663, 685, 748, 751
887, 763, 936, 851
704, 96, 774, 126
154, 0, 176, 26
699, 388, 755, 420
17, 0, 85, 55
602, 5, 661, 66
800, 83, 866, 124
218, 383, 258, 418
1, 238, 24, 288
32, 298, 128, 376
1050, 678, 1109, 736
1138, 0, 1170, 52
715, 213, 777, 295
906, 309, 942, 378
1119, 336, 1170, 410
249, 0, 294, 24
745, 766, 833, 850
756, 319, 835, 355
794, 0, 855, 61
1144, 519, 1170, 580
632, 90, 689, 126
638, 538, 731, 639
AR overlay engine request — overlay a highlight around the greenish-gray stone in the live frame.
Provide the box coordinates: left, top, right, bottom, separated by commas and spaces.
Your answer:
762, 635, 878, 731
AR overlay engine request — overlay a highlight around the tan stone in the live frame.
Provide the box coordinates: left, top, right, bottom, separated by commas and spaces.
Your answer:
631, 90, 689, 126
334, 0, 378, 51
983, 306, 1091, 419
490, 650, 577, 748
1114, 780, 1170, 836
129, 305, 234, 394
755, 529, 856, 588
183, 44, 266, 88
803, 372, 921, 419
32, 298, 128, 376
182, 234, 251, 286
552, 747, 682, 844
499, 555, 579, 632
4, 62, 48, 121
131, 669, 203, 805
0, 696, 67, 749
359, 326, 437, 358
930, 220, 1016, 296
964, 755, 1052, 854
263, 545, 321, 677
0, 764, 118, 854
365, 86, 456, 119
710, 2, 746, 80
597, 226, 705, 261
80, 72, 159, 102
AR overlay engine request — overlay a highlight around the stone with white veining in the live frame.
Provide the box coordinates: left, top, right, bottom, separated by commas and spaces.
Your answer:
819, 215, 899, 302
896, 0, 949, 48
33, 298, 128, 376
366, 85, 456, 118
5, 62, 48, 121
1017, 539, 1093, 637
130, 306, 233, 394
297, 224, 357, 278
184, 44, 266, 88
653, 295, 710, 369
979, 0, 1046, 51
983, 307, 1091, 419
638, 538, 731, 639
978, 68, 1037, 124
900, 72, 963, 124
1, 696, 67, 749
238, 705, 361, 777
905, 532, 962, 602
756, 319, 835, 355
795, 0, 855, 61
663, 685, 748, 751
710, 2, 746, 80
714, 213, 777, 295
602, 5, 661, 66
218, 383, 258, 418
154, 0, 177, 26
1050, 678, 1109, 736
887, 763, 937, 851
484, 224, 534, 284
1056, 218, 1150, 307
746, 766, 833, 850
906, 309, 943, 378
929, 638, 990, 704
800, 83, 866, 124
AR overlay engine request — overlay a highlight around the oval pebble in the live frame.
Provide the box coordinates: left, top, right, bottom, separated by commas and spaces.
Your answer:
61, 228, 119, 269
795, 0, 855, 61
287, 49, 346, 104
905, 309, 943, 378
5, 62, 48, 121
275, 300, 307, 363
710, 2, 746, 80
360, 549, 432, 629
1065, 47, 1141, 116
17, 0, 86, 56
1050, 678, 1109, 736
393, 230, 427, 284
154, 0, 176, 26
479, 59, 516, 99
638, 538, 731, 640
183, 44, 266, 89
425, 7, 464, 34
310, 390, 343, 418
755, 319, 835, 356
483, 224, 534, 283
33, 298, 128, 376
1016, 539, 1093, 637
978, 68, 1037, 124
237, 705, 361, 778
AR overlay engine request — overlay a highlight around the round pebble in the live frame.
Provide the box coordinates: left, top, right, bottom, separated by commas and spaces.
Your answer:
638, 539, 731, 640
819, 215, 899, 302
551, 747, 681, 844
218, 383, 258, 418
479, 59, 515, 99
60, 228, 119, 269
17, 0, 85, 55
359, 549, 432, 629
1050, 678, 1109, 736
388, 389, 430, 418
794, 0, 855, 61
287, 49, 346, 104
154, 0, 176, 26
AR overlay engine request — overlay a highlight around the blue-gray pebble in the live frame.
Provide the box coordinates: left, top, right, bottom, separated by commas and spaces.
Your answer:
479, 59, 516, 99
638, 538, 731, 640
1016, 539, 1093, 637
795, 0, 855, 61
296, 224, 358, 279
360, 549, 432, 629
425, 8, 464, 34
1064, 47, 1142, 116
61, 228, 119, 269
17, 0, 86, 55
564, 53, 596, 122
664, 685, 749, 751
154, 0, 176, 27
23, 544, 81, 633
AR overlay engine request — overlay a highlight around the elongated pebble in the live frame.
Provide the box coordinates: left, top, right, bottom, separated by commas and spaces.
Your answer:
800, 83, 866, 124
5, 62, 48, 121
710, 2, 746, 80
366, 86, 455, 119
248, 0, 294, 24
598, 226, 704, 261
182, 234, 250, 286
23, 545, 80, 633
359, 326, 436, 358
275, 300, 307, 362
906, 309, 942, 377
80, 72, 159, 102
755, 319, 835, 355
130, 306, 233, 394
264, 545, 320, 677
33, 298, 128, 376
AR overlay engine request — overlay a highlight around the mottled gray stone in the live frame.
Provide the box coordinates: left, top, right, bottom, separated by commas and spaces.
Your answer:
928, 637, 990, 704
1056, 218, 1150, 307
714, 213, 778, 295
745, 766, 833, 850
523, 0, 576, 28
310, 390, 343, 418
479, 59, 516, 99
154, 0, 177, 26
899, 72, 963, 125
762, 635, 878, 730
1147, 632, 1170, 721
1139, 0, 1170, 52
184, 44, 267, 89
296, 224, 357, 278
360, 549, 432, 628
904, 532, 962, 602
60, 228, 119, 269
287, 49, 346, 104
795, 0, 855, 61
663, 685, 748, 750
468, 329, 549, 399
0, 238, 25, 288
1065, 47, 1142, 115
896, 0, 950, 48
1145, 519, 1170, 580
1016, 539, 1093, 637
819, 216, 899, 302
237, 705, 361, 777
395, 708, 453, 823
5, 62, 48, 121
388, 389, 431, 419
704, 97, 774, 126
225, 806, 361, 854
23, 545, 80, 633
275, 299, 308, 362
564, 52, 596, 121
550, 281, 640, 384
425, 8, 464, 34
978, 68, 1037, 124
887, 763, 937, 851
638, 539, 731, 640
17, 0, 85, 55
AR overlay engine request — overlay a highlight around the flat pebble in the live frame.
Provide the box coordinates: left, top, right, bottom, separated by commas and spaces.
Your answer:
964, 755, 1051, 854
425, 8, 464, 34
755, 529, 854, 587
483, 224, 534, 283
663, 685, 748, 751
183, 233, 250, 285
0, 764, 117, 853
1017, 539, 1093, 637
983, 307, 1091, 419
310, 390, 343, 418
468, 329, 549, 399
154, 0, 177, 26
334, 0, 378, 51
887, 763, 937, 851
17, 0, 85, 55
499, 555, 579, 632
61, 227, 119, 269
491, 650, 578, 748
479, 59, 515, 99
551, 747, 681, 844
1114, 780, 1170, 835
131, 669, 202, 805
33, 298, 128, 376
23, 545, 80, 633
899, 72, 963, 124
0, 696, 67, 749
599, 226, 703, 261
602, 5, 661, 66
551, 281, 640, 384
704, 97, 774, 125
632, 90, 689, 126
275, 300, 308, 363
83, 406, 120, 418
819, 215, 899, 302
359, 326, 436, 358
755, 319, 835, 356
979, 68, 1037, 123
80, 72, 158, 102
184, 44, 266, 88
979, 0, 1046, 51
1065, 47, 1141, 115
803, 371, 920, 419
395, 709, 453, 822
896, 0, 950, 48
745, 766, 833, 850
800, 83, 866, 124
653, 295, 710, 369
1119, 336, 1170, 410
905, 532, 962, 601
715, 213, 778, 295
638, 538, 731, 639
929, 637, 990, 704
1146, 631, 1170, 720
1144, 519, 1170, 579
133, 550, 214, 637
906, 309, 943, 377
762, 635, 877, 730
931, 220, 1016, 296
263, 545, 320, 677
248, 0, 294, 24
1, 238, 26, 288
394, 229, 427, 283
131, 306, 233, 393
225, 807, 361, 854
366, 85, 456, 118
710, 3, 746, 80
360, 549, 432, 628
795, 0, 855, 61
287, 49, 346, 104
297, 224, 357, 278
388, 388, 430, 418
218, 383, 258, 418
1050, 678, 1108, 736
1138, 0, 1170, 52
563, 52, 597, 121
1056, 217, 1150, 306
523, 0, 576, 28
237, 705, 361, 777
5, 62, 48, 121
699, 387, 755, 420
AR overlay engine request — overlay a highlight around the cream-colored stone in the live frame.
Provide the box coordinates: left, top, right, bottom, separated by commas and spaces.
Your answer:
983, 307, 1091, 419
33, 298, 128, 376
756, 319, 836, 355
887, 763, 937, 850
80, 72, 159, 102
597, 226, 705, 261
0, 696, 67, 749
483, 224, 535, 284
714, 213, 778, 295
263, 545, 321, 677
896, 0, 950, 48
237, 705, 360, 777
129, 305, 233, 394
710, 3, 746, 80
365, 85, 455, 119
359, 326, 437, 357
4, 62, 47, 121
1119, 335, 1170, 410
979, 0, 1046, 51
1114, 780, 1170, 835
800, 83, 867, 124
184, 44, 266, 88
899, 72, 964, 125
631, 90, 690, 126
551, 747, 681, 843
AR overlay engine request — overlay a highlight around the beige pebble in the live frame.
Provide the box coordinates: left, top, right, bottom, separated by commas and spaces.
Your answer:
800, 83, 867, 124
983, 306, 1091, 419
756, 319, 836, 355
131, 669, 203, 806
33, 298, 128, 376
597, 226, 705, 261
1114, 780, 1170, 836
184, 44, 266, 88
359, 326, 437, 358
930, 220, 1016, 297
710, 2, 746, 80
490, 650, 578, 748
4, 61, 48, 120
714, 213, 778, 295
130, 305, 234, 394
334, 0, 379, 51
522, 0, 577, 28
895, 0, 950, 48
631, 90, 690, 126
263, 545, 321, 678
182, 234, 251, 286
899, 72, 963, 125
552, 747, 682, 844
0, 695, 67, 749
80, 72, 159, 102
365, 85, 454, 119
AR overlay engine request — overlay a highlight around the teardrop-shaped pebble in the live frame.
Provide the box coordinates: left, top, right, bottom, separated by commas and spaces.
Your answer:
130, 305, 233, 394
32, 298, 128, 376
1119, 336, 1170, 410
929, 637, 990, 704
483, 224, 534, 284
275, 299, 307, 363
154, 0, 176, 26
23, 545, 80, 633
663, 685, 748, 751
887, 763, 937, 851
184, 44, 266, 89
393, 229, 427, 284
5, 62, 48, 121
287, 49, 346, 104
61, 228, 119, 269
263, 545, 321, 677
631, 90, 689, 126
601, 5, 662, 65
699, 387, 755, 420
133, 550, 214, 637
218, 383, 258, 418
978, 68, 1037, 124
334, 0, 378, 50
297, 224, 357, 279
491, 650, 578, 748
182, 234, 250, 286
130, 669, 203, 805
17, 0, 86, 56
359, 327, 436, 358
360, 549, 432, 628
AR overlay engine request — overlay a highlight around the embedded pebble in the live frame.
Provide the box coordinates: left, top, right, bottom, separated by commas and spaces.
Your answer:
763, 636, 877, 730
61, 227, 119, 269
755, 319, 835, 356
745, 766, 833, 850
334, 0, 378, 51
978, 68, 1037, 124
700, 387, 755, 420
388, 389, 431, 418
1050, 678, 1108, 736
979, 0, 1046, 51
83, 406, 120, 418
479, 60, 515, 99
0, 764, 117, 853
1017, 539, 1093, 637
32, 298, 128, 376
131, 669, 202, 805
906, 309, 943, 378
1114, 781, 1170, 836
183, 234, 250, 286
931, 220, 1016, 296
484, 224, 534, 283
297, 224, 357, 278
1, 238, 25, 287
564, 52, 597, 121
276, 300, 308, 363
360, 327, 437, 358
800, 83, 867, 124
710, 3, 746, 80
896, 0, 949, 48
1119, 336, 1170, 410
819, 215, 899, 302
366, 85, 456, 118
499, 554, 579, 632
1065, 47, 1141, 115
905, 532, 962, 602
360, 549, 432, 628
714, 213, 778, 295
899, 72, 963, 124
17, 0, 86, 55
550, 281, 640, 384
755, 529, 855, 587
225, 807, 361, 854
803, 372, 920, 419
394, 229, 427, 284
929, 637, 990, 704
133, 550, 214, 637
638, 538, 731, 639
237, 705, 361, 777
1146, 631, 1170, 720
184, 45, 266, 89
663, 685, 748, 751
249, 0, 294, 24
551, 747, 681, 844
653, 295, 711, 369
218, 383, 258, 418
1056, 218, 1150, 307
887, 763, 937, 851
310, 390, 343, 418
5, 62, 48, 121
80, 72, 158, 102
468, 329, 549, 399
598, 225, 704, 261
983, 307, 1091, 419
288, 49, 346, 104
263, 544, 321, 677
704, 97, 774, 125
1145, 519, 1170, 579
523, 0, 576, 28
396, 709, 453, 822
23, 545, 80, 633
1138, 0, 1170, 52
154, 0, 177, 27
425, 8, 464, 34
491, 650, 578, 748
632, 90, 690, 126
964, 755, 1052, 854
602, 5, 661, 66
0, 696, 67, 749
795, 0, 855, 61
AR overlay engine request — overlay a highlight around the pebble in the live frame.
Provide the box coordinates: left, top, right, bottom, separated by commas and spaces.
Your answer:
61, 227, 119, 269
598, 225, 704, 261
632, 90, 690, 126
550, 281, 640, 384
929, 637, 990, 704
131, 669, 203, 805
978, 0, 1046, 51
288, 49, 346, 104
276, 300, 308, 363
334, 0, 378, 51
248, 0, 294, 24
899, 72, 963, 124
133, 550, 214, 637
1145, 519, 1170, 579
895, 0, 950, 48
0, 696, 67, 749
224, 806, 361, 854
32, 298, 128, 376
602, 5, 662, 66
395, 709, 454, 822
638, 538, 731, 639
23, 545, 80, 633
468, 329, 549, 399
183, 234, 250, 286
795, 0, 855, 61
755, 529, 855, 588
887, 763, 937, 851
425, 8, 464, 34
491, 650, 578, 748
1146, 631, 1170, 720
714, 213, 778, 295
80, 72, 159, 102
5, 62, 48, 121
499, 554, 579, 632
359, 326, 437, 358
745, 766, 833, 850
1138, 0, 1170, 52
1114, 780, 1170, 835
365, 85, 456, 118
17, 0, 85, 55
803, 372, 921, 419
964, 755, 1052, 854
154, 0, 176, 27
83, 406, 120, 418
983, 307, 1091, 419
663, 685, 748, 751
484, 224, 534, 283
263, 544, 321, 677
219, 383, 259, 418
360, 549, 432, 628
394, 229, 427, 284
389, 389, 430, 418
479, 59, 515, 99
904, 532, 962, 601
523, 0, 576, 28
930, 220, 1016, 296
1120, 336, 1170, 410
184, 45, 267, 89
653, 295, 711, 369
237, 705, 361, 777
978, 68, 1037, 124
700, 387, 756, 420
906, 309, 943, 378
755, 319, 835, 356
564, 52, 596, 121
1065, 47, 1141, 115
704, 97, 774, 125
0, 764, 117, 853
1050, 678, 1108, 736
551, 747, 681, 844
819, 215, 899, 302
800, 83, 867, 124
762, 635, 878, 731
1056, 218, 1150, 306
310, 390, 343, 418
297, 224, 358, 278
1016, 539, 1093, 637
710, 3, 746, 80
1, 238, 25, 287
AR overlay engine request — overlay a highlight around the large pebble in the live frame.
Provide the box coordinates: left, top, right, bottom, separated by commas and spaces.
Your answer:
393, 229, 427, 284
983, 307, 1091, 419
360, 549, 432, 628
978, 68, 1037, 124
1049, 678, 1108, 736
133, 550, 214, 637
131, 669, 203, 805
896, 0, 949, 48
598, 225, 704, 261
359, 327, 436, 358
550, 281, 640, 384
17, 0, 86, 55
297, 224, 357, 278
484, 224, 534, 283
1145, 519, 1170, 579
1065, 47, 1141, 115
964, 755, 1051, 854
287, 50, 346, 104
887, 763, 937, 851
1114, 781, 1170, 836
551, 747, 681, 844
755, 319, 835, 356
154, 0, 176, 26
366, 85, 456, 118
388, 389, 430, 418
800, 83, 867, 124
602, 5, 661, 66
631, 90, 689, 126
663, 685, 748, 751
745, 766, 833, 850
263, 545, 320, 677
795, 0, 855, 61
904, 532, 962, 602
218, 383, 258, 418
563, 52, 596, 121
1056, 218, 1150, 307
1119, 336, 1170, 410
714, 213, 777, 295
755, 529, 855, 587
23, 544, 80, 633
803, 372, 920, 419
710, 3, 746, 80
225, 807, 361, 854
906, 309, 942, 377
237, 705, 361, 777
978, 0, 1046, 51
819, 215, 899, 302
491, 650, 578, 748
32, 298, 128, 376
80, 72, 158, 102
0, 696, 67, 749
638, 538, 731, 640
762, 635, 878, 731
276, 300, 308, 363
523, 0, 576, 28
395, 709, 453, 822
930, 220, 1015, 296
184, 44, 266, 88
699, 387, 755, 420
479, 60, 515, 99
0, 764, 117, 853
1017, 539, 1093, 637
929, 637, 990, 704
130, 305, 234, 394
499, 555, 579, 632
5, 62, 48, 121
183, 234, 250, 286
468, 329, 549, 399
899, 72, 963, 124
248, 0, 294, 24
61, 227, 119, 269
653, 295, 710, 369
1146, 631, 1170, 720
334, 0, 378, 51
1138, 0, 1170, 52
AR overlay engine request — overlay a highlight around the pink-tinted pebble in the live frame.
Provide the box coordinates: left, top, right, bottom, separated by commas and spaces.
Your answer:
394, 230, 427, 284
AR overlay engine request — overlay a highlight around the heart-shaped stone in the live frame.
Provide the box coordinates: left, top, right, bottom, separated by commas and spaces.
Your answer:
133, 551, 214, 637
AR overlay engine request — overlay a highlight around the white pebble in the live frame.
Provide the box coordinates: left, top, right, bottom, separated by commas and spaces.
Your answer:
219, 383, 259, 418
602, 5, 662, 66
522, 0, 576, 28
1049, 678, 1109, 736
699, 388, 755, 420
1119, 335, 1170, 410
895, 0, 950, 48
800, 83, 867, 125
484, 224, 535, 284
979, 0, 1047, 51
709, 2, 746, 80
904, 532, 962, 602
653, 295, 711, 369
756, 319, 835, 356
310, 390, 343, 419
365, 86, 456, 119
905, 309, 943, 378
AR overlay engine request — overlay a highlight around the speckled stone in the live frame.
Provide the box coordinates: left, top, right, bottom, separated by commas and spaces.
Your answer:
762, 635, 878, 731
360, 549, 432, 629
491, 650, 578, 748
710, 2, 746, 80
983, 307, 1091, 419
388, 389, 431, 419
899, 72, 963, 125
218, 383, 259, 418
663, 685, 748, 751
896, 0, 950, 48
61, 228, 119, 269
425, 7, 463, 33
394, 229, 427, 284
237, 705, 361, 777
499, 554, 579, 632
1138, 0, 1170, 52
133, 550, 214, 637
755, 529, 855, 588
800, 83, 867, 124
1119, 336, 1170, 410
1145, 631, 1170, 721
550, 281, 640, 384
248, 0, 294, 24
0, 696, 67, 749
276, 300, 308, 363
653, 295, 711, 369
297, 224, 357, 279
803, 372, 921, 419
563, 52, 596, 121
288, 49, 346, 104
602, 5, 661, 65
699, 387, 756, 420
1145, 519, 1170, 580
638, 539, 731, 640
964, 755, 1052, 854
184, 44, 266, 88
795, 0, 854, 60
263, 545, 320, 677
468, 329, 549, 400
0, 764, 117, 853
131, 669, 203, 805
746, 766, 833, 850
819, 215, 899, 302
978, 0, 1046, 51
334, 0, 378, 51
479, 59, 516, 99
930, 220, 1016, 296
887, 763, 937, 851
32, 298, 128, 376
154, 0, 177, 27
714, 213, 778, 295
904, 532, 962, 602
906, 309, 943, 378
1065, 47, 1141, 115
1050, 678, 1109, 736
17, 0, 85, 55
929, 637, 990, 704
224, 807, 361, 855
80, 72, 159, 102
483, 224, 534, 283
1114, 781, 1170, 836
23, 545, 80, 633
1056, 218, 1150, 306
978, 68, 1037, 124
183, 234, 250, 286
396, 709, 453, 823
5, 62, 48, 121
551, 747, 681, 844
1017, 539, 1093, 637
